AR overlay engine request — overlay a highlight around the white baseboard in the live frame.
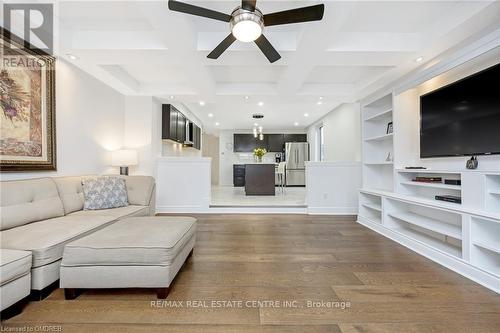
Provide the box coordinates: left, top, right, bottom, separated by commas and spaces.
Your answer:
208, 206, 307, 214
156, 205, 210, 213
357, 216, 500, 294
308, 206, 358, 215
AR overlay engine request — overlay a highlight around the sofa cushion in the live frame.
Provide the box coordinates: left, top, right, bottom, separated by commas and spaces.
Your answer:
114, 175, 155, 206
62, 216, 197, 267
53, 175, 155, 214
0, 249, 32, 286
0, 215, 117, 268
83, 176, 128, 210
53, 176, 88, 214
69, 205, 149, 219
0, 178, 65, 231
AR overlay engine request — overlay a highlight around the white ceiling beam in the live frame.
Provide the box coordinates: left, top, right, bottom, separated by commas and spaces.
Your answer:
275, 1, 358, 97
216, 83, 278, 95
71, 31, 168, 50
327, 32, 422, 52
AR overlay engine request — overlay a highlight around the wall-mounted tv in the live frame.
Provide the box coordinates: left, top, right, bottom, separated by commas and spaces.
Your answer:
420, 63, 500, 158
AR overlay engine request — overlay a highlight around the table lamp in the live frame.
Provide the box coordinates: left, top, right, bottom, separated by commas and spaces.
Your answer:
111, 149, 137, 175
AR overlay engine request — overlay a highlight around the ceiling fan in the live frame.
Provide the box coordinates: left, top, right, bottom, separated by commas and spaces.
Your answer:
168, 0, 325, 63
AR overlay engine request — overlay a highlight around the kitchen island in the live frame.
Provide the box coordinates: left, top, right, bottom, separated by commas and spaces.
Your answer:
245, 163, 276, 196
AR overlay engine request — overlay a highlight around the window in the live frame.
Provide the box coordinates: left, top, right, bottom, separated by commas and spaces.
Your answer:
318, 126, 325, 161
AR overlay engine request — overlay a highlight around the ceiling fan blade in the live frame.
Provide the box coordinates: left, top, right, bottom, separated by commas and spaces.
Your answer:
168, 0, 232, 22
207, 34, 237, 59
255, 35, 281, 63
241, 0, 257, 11
264, 4, 324, 26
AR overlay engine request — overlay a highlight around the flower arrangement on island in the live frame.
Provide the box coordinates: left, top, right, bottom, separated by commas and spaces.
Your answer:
253, 147, 267, 162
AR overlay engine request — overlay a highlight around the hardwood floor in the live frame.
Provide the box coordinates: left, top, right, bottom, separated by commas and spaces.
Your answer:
2, 214, 499, 332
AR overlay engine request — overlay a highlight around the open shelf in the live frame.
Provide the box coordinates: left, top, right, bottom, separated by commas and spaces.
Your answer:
470, 216, 500, 277
401, 181, 461, 190
473, 241, 500, 255
393, 227, 462, 258
485, 175, 500, 214
365, 133, 393, 142
396, 170, 462, 203
364, 108, 393, 121
388, 211, 462, 239
359, 192, 383, 224
362, 202, 382, 212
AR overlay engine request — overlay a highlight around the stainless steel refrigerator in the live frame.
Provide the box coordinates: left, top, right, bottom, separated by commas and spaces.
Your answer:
285, 142, 309, 186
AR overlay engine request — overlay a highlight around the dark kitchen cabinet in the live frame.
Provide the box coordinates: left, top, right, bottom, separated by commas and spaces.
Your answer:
162, 104, 202, 150
233, 133, 307, 152
233, 164, 246, 187
283, 134, 307, 143
267, 134, 285, 152
234, 134, 267, 152
162, 104, 179, 142
193, 124, 201, 150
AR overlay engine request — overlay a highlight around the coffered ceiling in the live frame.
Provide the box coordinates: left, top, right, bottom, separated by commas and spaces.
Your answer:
51, 1, 500, 131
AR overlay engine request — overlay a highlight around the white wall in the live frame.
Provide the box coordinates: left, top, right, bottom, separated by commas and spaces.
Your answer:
307, 103, 362, 163
202, 133, 219, 185
305, 103, 362, 214
122, 97, 205, 176
156, 157, 211, 213
306, 162, 362, 214
1, 60, 125, 181
123, 96, 157, 176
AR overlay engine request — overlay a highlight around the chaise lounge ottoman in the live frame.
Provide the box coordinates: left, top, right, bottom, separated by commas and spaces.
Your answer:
0, 249, 32, 317
60, 216, 196, 299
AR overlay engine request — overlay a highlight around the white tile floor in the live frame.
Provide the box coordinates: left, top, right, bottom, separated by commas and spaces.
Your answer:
210, 185, 307, 207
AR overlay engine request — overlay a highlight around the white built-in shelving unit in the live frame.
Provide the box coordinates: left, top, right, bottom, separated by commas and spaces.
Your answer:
357, 49, 500, 293
361, 94, 394, 192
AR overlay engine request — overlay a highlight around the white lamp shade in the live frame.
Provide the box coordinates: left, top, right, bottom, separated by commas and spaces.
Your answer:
111, 149, 138, 167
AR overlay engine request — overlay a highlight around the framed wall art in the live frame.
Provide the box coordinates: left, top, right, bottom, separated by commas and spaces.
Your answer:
0, 28, 56, 171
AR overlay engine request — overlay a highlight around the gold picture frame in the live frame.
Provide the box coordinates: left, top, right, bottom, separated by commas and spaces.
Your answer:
0, 28, 56, 172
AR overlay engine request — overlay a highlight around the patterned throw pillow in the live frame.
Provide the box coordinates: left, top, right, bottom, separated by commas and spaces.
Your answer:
82, 176, 129, 210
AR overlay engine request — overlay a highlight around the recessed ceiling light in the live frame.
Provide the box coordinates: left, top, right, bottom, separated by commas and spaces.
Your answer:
245, 96, 249, 100
215, 122, 220, 126
294, 122, 299, 126
258, 102, 264, 107
67, 53, 78, 60
199, 101, 206, 106
319, 96, 323, 100
415, 56, 424, 63
317, 101, 323, 105
304, 113, 309, 117
208, 113, 214, 118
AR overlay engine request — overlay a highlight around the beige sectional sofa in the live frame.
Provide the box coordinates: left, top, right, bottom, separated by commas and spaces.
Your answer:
0, 175, 156, 301
0, 249, 32, 312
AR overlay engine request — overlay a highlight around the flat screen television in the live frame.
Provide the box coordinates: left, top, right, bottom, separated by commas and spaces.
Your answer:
420, 63, 500, 158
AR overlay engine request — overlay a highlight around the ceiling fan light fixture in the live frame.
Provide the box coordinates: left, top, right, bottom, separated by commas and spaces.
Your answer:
230, 8, 264, 43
